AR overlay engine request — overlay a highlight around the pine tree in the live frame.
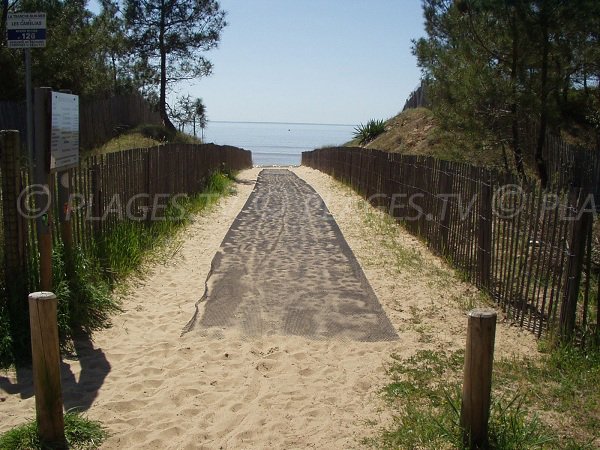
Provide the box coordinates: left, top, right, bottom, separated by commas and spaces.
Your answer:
124, 0, 226, 131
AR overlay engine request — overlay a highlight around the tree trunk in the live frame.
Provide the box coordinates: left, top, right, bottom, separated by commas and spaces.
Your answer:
536, 1, 550, 188
510, 7, 525, 179
111, 54, 118, 95
159, 0, 176, 132
501, 143, 511, 173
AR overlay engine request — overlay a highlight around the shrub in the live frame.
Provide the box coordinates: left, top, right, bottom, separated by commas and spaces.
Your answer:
353, 119, 387, 145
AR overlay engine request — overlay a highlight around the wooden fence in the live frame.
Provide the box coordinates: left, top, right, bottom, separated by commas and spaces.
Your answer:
0, 138, 252, 294
303, 147, 598, 345
0, 93, 162, 151
402, 83, 428, 111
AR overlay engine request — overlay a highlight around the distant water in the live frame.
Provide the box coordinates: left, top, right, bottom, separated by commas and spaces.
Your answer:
202, 121, 355, 166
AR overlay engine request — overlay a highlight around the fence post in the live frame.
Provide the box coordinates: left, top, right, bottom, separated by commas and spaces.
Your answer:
0, 131, 26, 297
439, 163, 453, 254
91, 163, 103, 236
29, 291, 66, 449
477, 175, 493, 290
461, 309, 497, 449
560, 191, 592, 341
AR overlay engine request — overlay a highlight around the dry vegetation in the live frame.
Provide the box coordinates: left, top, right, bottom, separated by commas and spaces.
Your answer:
347, 108, 509, 169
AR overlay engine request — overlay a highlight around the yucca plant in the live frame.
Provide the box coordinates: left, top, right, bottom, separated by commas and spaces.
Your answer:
353, 119, 386, 145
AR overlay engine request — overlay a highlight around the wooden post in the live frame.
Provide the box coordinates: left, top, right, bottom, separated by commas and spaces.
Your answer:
460, 309, 497, 449
0, 131, 26, 298
560, 195, 593, 341
33, 87, 53, 291
28, 291, 66, 449
439, 162, 453, 254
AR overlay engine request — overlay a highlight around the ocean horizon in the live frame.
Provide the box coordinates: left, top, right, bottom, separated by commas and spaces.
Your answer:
201, 120, 356, 166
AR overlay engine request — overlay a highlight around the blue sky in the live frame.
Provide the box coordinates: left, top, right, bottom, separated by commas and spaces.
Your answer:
91, 1, 426, 124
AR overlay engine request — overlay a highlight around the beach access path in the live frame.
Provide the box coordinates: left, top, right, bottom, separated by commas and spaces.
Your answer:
0, 167, 539, 449
185, 169, 398, 341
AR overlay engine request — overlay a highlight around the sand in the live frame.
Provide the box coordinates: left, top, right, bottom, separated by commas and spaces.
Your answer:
0, 166, 539, 449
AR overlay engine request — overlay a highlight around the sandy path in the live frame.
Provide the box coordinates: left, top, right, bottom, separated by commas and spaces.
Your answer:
0, 166, 539, 449
191, 168, 397, 341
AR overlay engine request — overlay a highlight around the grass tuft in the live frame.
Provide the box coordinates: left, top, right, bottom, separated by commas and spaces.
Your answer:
0, 412, 107, 450
96, 171, 235, 280
367, 350, 557, 450
366, 346, 600, 449
353, 119, 387, 145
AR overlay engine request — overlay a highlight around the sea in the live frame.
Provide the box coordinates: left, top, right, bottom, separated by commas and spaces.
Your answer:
201, 121, 356, 166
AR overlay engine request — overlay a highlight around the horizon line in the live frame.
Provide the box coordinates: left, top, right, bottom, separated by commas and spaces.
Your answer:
208, 120, 357, 127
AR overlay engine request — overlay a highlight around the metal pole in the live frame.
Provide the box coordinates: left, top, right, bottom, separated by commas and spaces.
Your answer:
34, 87, 53, 291
25, 48, 34, 164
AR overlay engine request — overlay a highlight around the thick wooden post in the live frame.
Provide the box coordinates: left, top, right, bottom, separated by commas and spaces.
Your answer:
461, 309, 497, 449
560, 190, 592, 341
29, 291, 66, 449
0, 131, 26, 297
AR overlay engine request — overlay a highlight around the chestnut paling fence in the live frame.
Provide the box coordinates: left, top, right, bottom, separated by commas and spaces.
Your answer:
0, 138, 252, 297
303, 146, 598, 345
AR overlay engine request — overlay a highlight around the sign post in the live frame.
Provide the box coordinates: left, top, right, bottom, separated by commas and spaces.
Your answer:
6, 12, 47, 164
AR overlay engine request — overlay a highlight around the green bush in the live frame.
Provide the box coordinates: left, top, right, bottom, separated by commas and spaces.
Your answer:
353, 119, 387, 145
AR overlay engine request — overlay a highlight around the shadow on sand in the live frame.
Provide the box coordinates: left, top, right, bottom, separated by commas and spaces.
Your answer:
0, 334, 110, 412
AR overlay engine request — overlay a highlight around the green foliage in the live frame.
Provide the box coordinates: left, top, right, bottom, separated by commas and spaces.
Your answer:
0, 0, 133, 100
367, 345, 600, 449
0, 171, 234, 367
367, 350, 556, 450
494, 344, 600, 444
52, 244, 120, 343
0, 412, 107, 450
353, 119, 387, 145
96, 171, 234, 280
414, 0, 600, 179
124, 0, 227, 127
172, 95, 207, 138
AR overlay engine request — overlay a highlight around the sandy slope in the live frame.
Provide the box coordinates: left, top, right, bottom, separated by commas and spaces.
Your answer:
0, 166, 538, 449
